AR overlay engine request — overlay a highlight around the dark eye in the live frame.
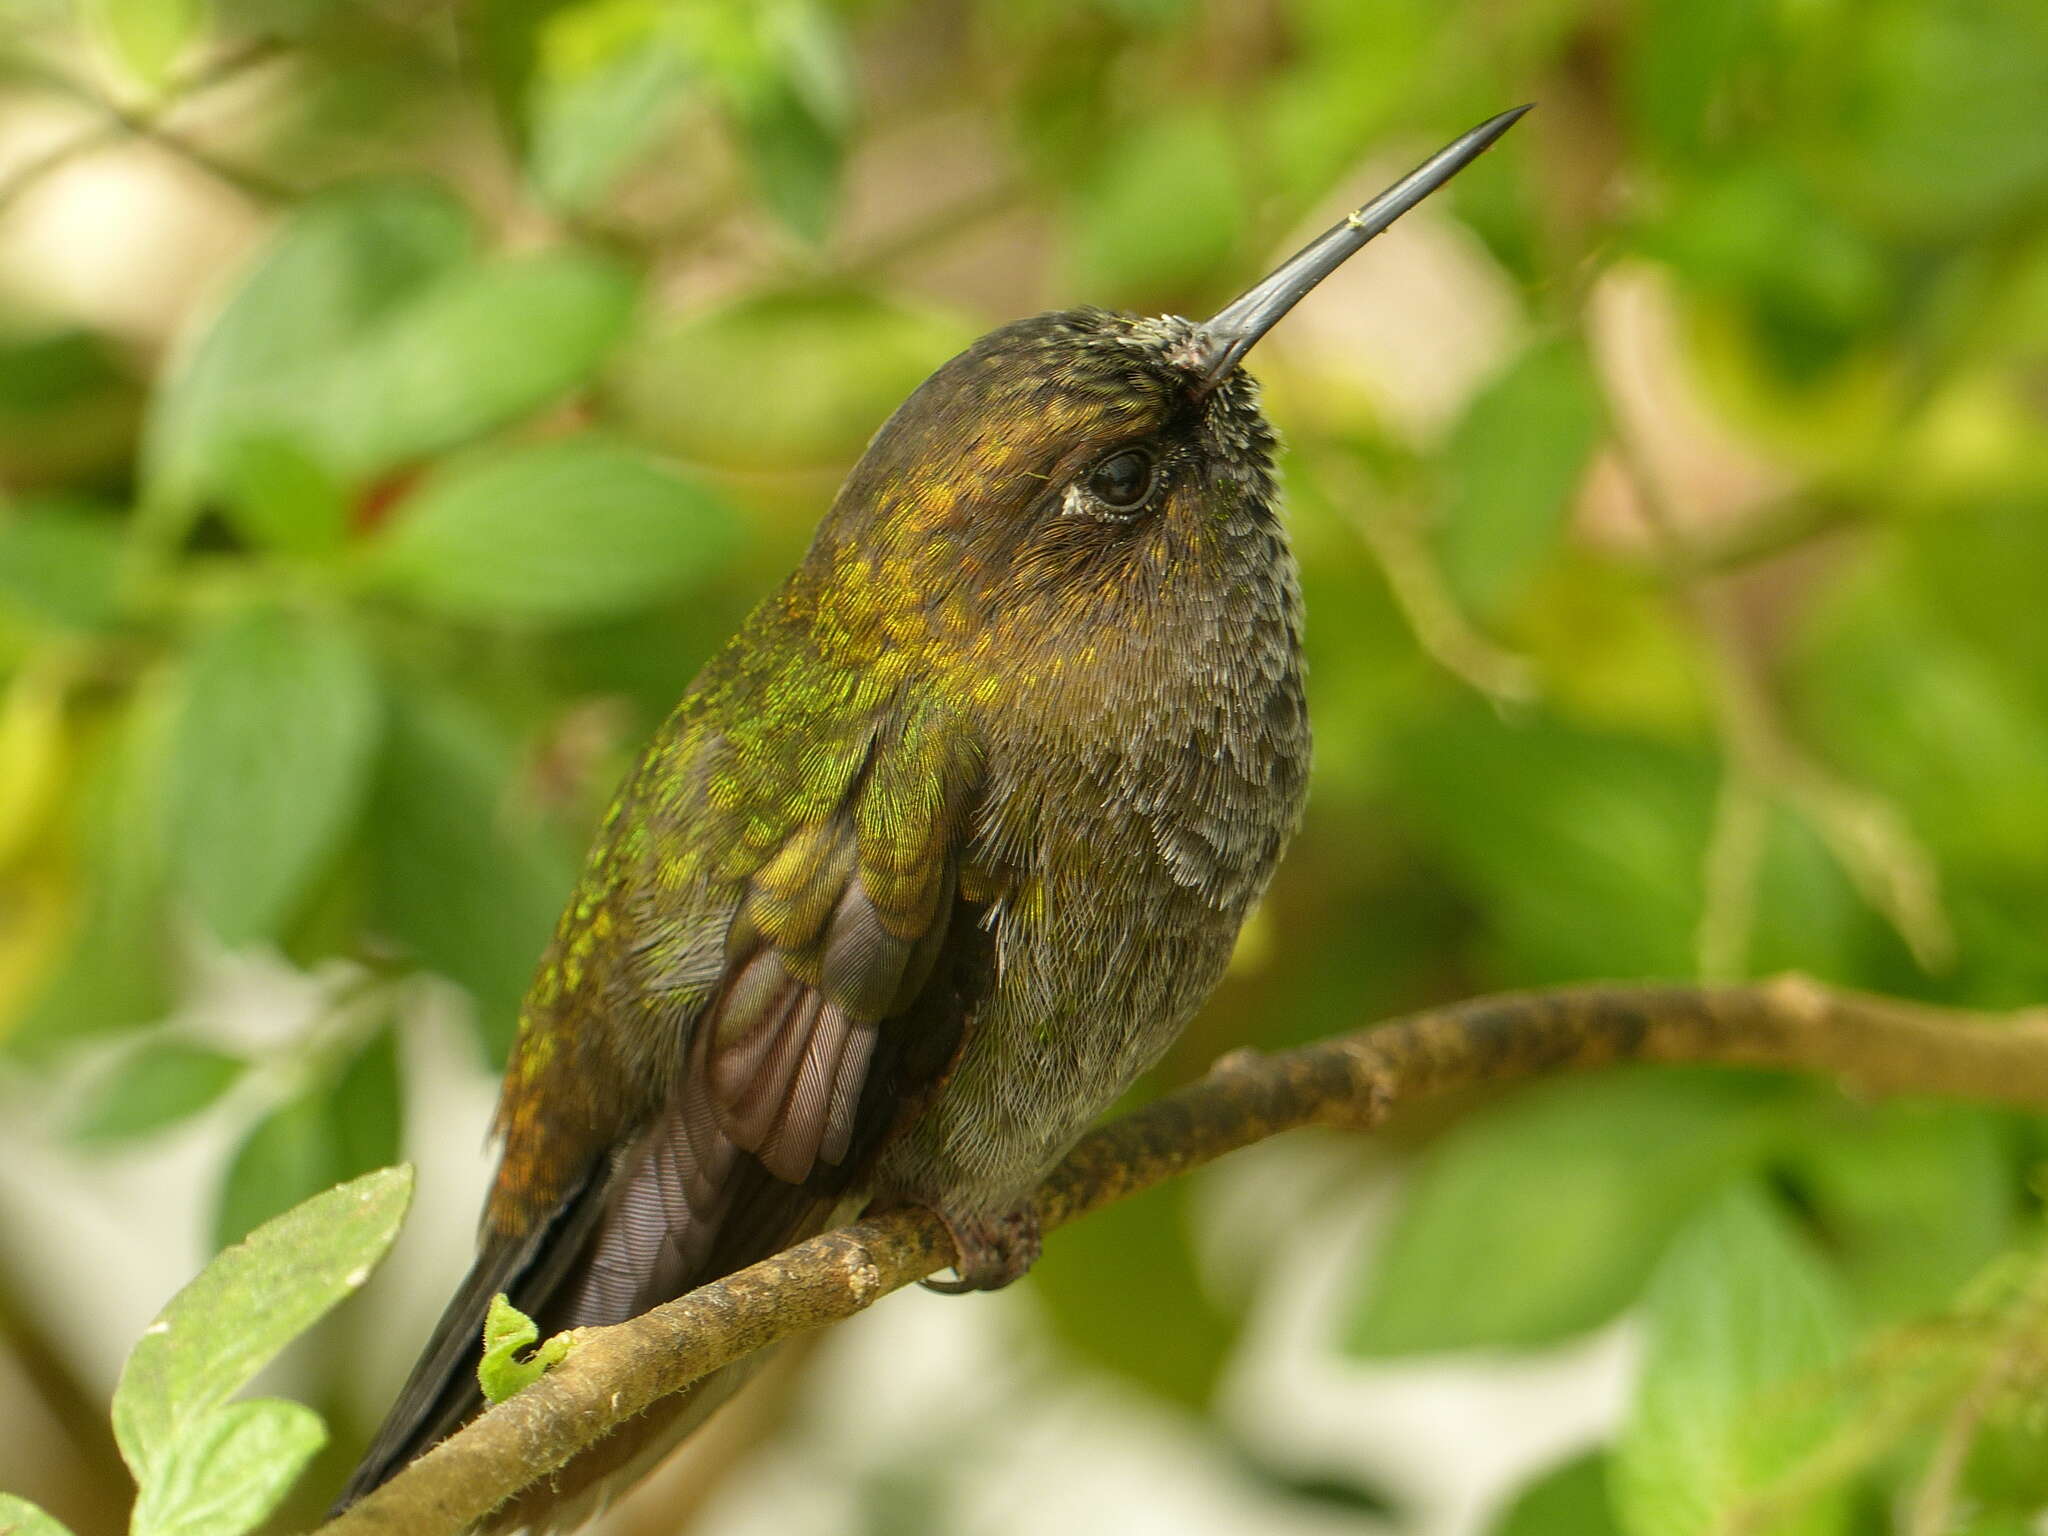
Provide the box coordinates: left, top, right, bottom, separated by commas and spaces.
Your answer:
1086, 448, 1155, 511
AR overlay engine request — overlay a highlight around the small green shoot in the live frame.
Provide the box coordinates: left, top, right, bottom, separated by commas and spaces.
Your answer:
478, 1294, 574, 1404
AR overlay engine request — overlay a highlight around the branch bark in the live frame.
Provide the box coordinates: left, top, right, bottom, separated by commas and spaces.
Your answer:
318, 978, 2048, 1536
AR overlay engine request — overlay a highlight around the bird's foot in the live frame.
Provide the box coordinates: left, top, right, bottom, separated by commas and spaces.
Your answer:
919, 1204, 1042, 1294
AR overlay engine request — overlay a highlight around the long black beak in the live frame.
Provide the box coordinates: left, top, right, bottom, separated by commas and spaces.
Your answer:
1190, 104, 1533, 388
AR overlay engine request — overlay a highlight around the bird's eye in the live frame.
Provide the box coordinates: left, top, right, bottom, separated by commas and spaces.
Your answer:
1085, 448, 1155, 512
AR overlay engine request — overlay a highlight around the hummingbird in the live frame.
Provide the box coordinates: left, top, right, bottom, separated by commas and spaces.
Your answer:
334, 105, 1529, 1528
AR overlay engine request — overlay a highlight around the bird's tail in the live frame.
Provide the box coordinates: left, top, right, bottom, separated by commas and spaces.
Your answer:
331, 1144, 856, 1529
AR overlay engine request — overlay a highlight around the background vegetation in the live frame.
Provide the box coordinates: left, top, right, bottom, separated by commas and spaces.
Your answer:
0, 0, 2045, 1532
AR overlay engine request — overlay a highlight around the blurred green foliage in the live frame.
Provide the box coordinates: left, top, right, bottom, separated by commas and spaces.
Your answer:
1, 0, 2045, 1531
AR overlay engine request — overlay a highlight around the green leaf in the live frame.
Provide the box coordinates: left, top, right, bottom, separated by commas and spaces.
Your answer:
528, 36, 694, 212
1748, 800, 1869, 980
332, 1021, 404, 1182
1032, 1180, 1234, 1409
325, 251, 637, 473
1793, 0, 2048, 240
0, 502, 125, 629
613, 289, 973, 470
366, 439, 739, 625
213, 1027, 402, 1250
218, 433, 349, 558
114, 1165, 411, 1488
213, 1092, 343, 1252
0, 1495, 78, 1536
478, 1293, 572, 1404
0, 327, 129, 421
366, 686, 576, 1061
72, 1039, 245, 1143
1795, 541, 2048, 882
79, 0, 205, 89
150, 211, 630, 505
1626, 0, 1768, 163
731, 70, 842, 245
1389, 707, 1716, 984
1495, 1454, 1624, 1536
1790, 1103, 2014, 1321
145, 181, 473, 514
1347, 1071, 1796, 1356
1613, 1184, 1852, 1536
1909, 499, 2048, 717
11, 682, 178, 1052
163, 607, 382, 945
1437, 339, 1605, 619
132, 1398, 325, 1536
466, 0, 586, 142
720, 0, 852, 243
1067, 107, 1244, 301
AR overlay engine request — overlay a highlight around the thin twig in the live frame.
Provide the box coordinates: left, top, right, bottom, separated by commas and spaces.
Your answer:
1322, 459, 1541, 708
319, 978, 2048, 1536
1698, 772, 1767, 982
1605, 428, 1952, 972
1908, 1243, 2048, 1535
0, 38, 295, 222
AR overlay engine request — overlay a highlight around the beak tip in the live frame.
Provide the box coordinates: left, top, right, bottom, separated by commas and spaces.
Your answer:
1190, 102, 1536, 388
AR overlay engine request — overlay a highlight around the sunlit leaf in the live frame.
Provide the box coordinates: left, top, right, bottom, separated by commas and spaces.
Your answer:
114, 1166, 411, 1486
144, 182, 473, 513
1613, 1185, 1851, 1536
131, 1398, 325, 1536
324, 250, 637, 472
0, 1494, 79, 1536
79, 0, 205, 89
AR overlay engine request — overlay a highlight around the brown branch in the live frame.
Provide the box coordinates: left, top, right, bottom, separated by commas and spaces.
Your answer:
317, 978, 2048, 1536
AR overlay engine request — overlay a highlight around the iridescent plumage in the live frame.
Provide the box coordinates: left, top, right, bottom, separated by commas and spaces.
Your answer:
335, 106, 1529, 1529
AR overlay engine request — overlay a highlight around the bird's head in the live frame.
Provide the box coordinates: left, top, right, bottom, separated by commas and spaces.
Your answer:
803, 106, 1531, 663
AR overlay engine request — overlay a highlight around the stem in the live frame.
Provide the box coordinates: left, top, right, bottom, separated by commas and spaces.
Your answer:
319, 978, 2048, 1536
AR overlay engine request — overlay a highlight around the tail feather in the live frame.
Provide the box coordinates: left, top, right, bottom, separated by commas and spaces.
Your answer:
330, 1118, 852, 1524
329, 1161, 611, 1515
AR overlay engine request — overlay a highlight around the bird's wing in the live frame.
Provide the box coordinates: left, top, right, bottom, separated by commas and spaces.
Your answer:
332, 693, 988, 1510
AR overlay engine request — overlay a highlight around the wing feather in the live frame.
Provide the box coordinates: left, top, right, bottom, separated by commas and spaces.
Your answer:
333, 694, 988, 1514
